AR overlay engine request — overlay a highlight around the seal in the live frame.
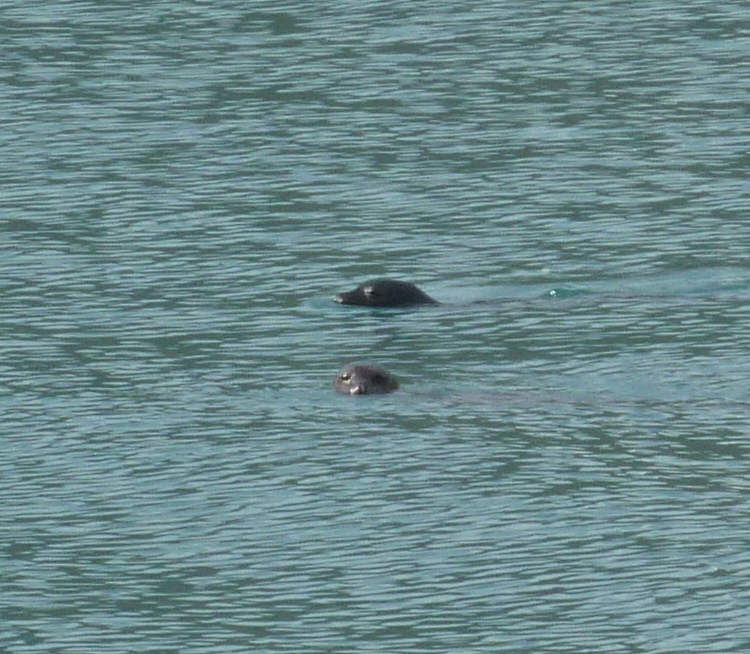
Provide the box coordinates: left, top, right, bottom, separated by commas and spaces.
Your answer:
334, 279, 438, 307
333, 363, 399, 395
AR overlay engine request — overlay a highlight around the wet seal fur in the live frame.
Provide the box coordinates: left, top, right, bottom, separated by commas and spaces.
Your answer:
334, 363, 399, 396
334, 279, 438, 308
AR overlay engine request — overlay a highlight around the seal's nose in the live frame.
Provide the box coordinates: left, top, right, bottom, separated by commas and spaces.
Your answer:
350, 385, 365, 395
334, 292, 353, 304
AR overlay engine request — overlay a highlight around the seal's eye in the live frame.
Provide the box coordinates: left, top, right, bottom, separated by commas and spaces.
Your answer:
364, 286, 375, 297
340, 373, 351, 382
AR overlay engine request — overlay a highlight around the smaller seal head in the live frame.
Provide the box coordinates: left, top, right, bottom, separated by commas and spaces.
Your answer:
334, 363, 399, 396
334, 279, 438, 307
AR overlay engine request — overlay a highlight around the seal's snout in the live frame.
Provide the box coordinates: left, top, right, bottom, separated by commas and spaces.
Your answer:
334, 291, 355, 304
350, 385, 365, 395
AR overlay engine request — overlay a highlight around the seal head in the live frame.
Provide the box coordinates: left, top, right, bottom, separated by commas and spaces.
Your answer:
334, 363, 399, 395
334, 279, 438, 307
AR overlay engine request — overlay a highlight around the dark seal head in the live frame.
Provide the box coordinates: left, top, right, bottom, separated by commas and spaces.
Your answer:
334, 363, 399, 396
334, 279, 438, 307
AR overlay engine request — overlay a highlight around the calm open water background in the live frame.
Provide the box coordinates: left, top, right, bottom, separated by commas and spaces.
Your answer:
2, 1, 750, 652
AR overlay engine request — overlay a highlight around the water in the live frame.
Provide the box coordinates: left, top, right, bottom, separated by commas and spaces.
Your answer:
2, 1, 750, 652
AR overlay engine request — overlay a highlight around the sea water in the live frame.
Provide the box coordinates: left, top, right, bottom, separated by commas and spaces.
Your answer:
2, 1, 750, 652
